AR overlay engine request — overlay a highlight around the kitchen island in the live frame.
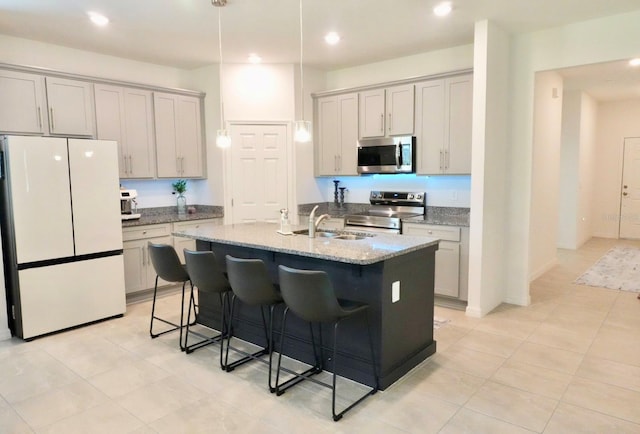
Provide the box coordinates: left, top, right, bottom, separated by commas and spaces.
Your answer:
173, 223, 439, 389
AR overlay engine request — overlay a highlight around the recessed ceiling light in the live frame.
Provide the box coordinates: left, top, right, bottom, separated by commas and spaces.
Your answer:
88, 11, 109, 26
433, 2, 452, 17
248, 53, 262, 64
629, 58, 640, 67
324, 32, 340, 45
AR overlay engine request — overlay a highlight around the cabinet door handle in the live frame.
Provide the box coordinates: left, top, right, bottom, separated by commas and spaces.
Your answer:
142, 247, 146, 266
334, 155, 338, 172
176, 157, 180, 174
49, 107, 55, 131
337, 155, 341, 171
439, 150, 443, 170
129, 155, 133, 174
388, 113, 392, 132
445, 150, 449, 170
37, 107, 42, 129
380, 113, 384, 133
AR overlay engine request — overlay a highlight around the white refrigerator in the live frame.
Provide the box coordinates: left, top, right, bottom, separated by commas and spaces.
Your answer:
0, 135, 125, 339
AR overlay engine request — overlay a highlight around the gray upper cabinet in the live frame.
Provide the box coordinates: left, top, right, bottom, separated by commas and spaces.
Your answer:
45, 76, 95, 137
316, 93, 359, 176
95, 84, 156, 179
359, 84, 414, 138
154, 92, 204, 178
0, 70, 46, 134
415, 74, 473, 175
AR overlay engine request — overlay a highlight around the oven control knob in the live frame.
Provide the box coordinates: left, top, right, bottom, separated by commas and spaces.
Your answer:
416, 194, 422, 200
376, 193, 383, 199
408, 194, 414, 199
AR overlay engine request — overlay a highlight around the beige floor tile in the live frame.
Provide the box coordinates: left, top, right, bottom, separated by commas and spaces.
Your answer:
544, 402, 640, 434
116, 375, 209, 424
0, 407, 34, 434
576, 355, 640, 393
587, 326, 640, 367
543, 304, 606, 337
491, 359, 572, 400
0, 350, 80, 404
36, 402, 144, 434
562, 377, 640, 424
465, 381, 557, 432
433, 325, 468, 352
12, 380, 108, 429
439, 408, 536, 434
454, 329, 523, 358
40, 334, 137, 379
433, 346, 506, 379
526, 322, 593, 354
473, 314, 539, 340
88, 358, 172, 398
394, 361, 485, 405
363, 387, 460, 434
510, 342, 584, 375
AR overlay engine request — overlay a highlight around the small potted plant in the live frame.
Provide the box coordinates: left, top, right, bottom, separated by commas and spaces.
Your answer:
172, 179, 187, 216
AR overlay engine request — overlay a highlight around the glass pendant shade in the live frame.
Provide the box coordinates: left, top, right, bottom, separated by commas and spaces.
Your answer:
216, 129, 231, 148
294, 120, 311, 143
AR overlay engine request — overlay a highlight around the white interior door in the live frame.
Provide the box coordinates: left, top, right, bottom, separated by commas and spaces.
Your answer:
619, 137, 640, 238
5, 136, 74, 263
68, 139, 123, 254
230, 124, 288, 223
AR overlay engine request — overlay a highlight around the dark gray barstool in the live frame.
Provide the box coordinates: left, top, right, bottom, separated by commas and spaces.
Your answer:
148, 242, 192, 351
224, 255, 283, 391
183, 249, 232, 357
276, 265, 379, 421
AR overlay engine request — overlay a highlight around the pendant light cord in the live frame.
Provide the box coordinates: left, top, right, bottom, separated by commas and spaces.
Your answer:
218, 7, 225, 128
299, 0, 304, 121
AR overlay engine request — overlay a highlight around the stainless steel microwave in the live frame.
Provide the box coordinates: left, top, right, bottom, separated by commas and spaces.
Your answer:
357, 136, 416, 174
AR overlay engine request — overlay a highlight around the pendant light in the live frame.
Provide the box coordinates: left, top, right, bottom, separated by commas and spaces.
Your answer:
294, 0, 311, 143
214, 2, 231, 148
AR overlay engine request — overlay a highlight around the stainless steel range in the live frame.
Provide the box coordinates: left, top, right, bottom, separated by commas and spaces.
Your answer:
345, 191, 426, 234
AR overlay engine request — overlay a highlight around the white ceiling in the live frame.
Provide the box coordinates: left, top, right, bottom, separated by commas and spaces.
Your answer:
0, 0, 639, 100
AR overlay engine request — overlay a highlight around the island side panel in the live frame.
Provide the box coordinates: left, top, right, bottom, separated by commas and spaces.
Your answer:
379, 246, 437, 387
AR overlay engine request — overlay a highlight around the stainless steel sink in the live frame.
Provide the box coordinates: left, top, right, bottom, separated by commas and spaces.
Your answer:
292, 229, 337, 238
334, 234, 366, 240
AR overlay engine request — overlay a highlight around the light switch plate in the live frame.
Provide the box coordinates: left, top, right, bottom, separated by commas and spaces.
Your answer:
392, 281, 400, 303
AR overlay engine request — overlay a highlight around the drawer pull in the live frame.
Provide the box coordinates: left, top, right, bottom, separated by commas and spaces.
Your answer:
142, 231, 147, 234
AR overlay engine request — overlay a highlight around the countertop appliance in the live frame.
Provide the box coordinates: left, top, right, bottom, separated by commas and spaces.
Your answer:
0, 136, 126, 339
345, 191, 426, 234
120, 189, 141, 220
357, 136, 416, 174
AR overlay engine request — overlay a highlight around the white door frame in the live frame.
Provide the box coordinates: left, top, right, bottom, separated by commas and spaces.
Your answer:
222, 120, 297, 225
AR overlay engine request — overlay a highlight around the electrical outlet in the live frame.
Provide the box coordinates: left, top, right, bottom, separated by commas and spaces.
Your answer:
392, 281, 400, 303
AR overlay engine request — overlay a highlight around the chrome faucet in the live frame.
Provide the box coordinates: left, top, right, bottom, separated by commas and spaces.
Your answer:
308, 205, 330, 238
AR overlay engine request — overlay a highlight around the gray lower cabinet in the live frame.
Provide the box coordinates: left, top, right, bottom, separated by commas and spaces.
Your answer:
402, 223, 468, 301
122, 219, 222, 294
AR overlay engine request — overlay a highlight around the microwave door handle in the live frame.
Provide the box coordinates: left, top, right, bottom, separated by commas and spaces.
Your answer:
396, 143, 402, 168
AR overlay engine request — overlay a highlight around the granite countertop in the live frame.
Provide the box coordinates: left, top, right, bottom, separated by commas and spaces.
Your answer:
122, 205, 224, 228
298, 203, 470, 227
172, 222, 439, 265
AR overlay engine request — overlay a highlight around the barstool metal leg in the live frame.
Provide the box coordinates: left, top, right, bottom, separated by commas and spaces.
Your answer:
150, 276, 188, 342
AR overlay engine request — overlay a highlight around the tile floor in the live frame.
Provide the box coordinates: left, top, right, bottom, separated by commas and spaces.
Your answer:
1, 237, 640, 433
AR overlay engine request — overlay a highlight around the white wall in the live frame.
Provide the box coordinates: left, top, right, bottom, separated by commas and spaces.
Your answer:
326, 44, 474, 90
505, 10, 640, 303
558, 90, 582, 248
528, 71, 564, 280
577, 93, 598, 246
593, 99, 640, 238
466, 20, 511, 316
558, 90, 597, 249
0, 34, 188, 89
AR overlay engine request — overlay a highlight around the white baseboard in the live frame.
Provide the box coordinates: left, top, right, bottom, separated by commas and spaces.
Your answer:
529, 257, 558, 282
